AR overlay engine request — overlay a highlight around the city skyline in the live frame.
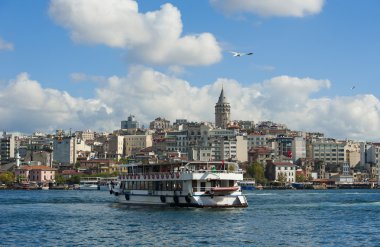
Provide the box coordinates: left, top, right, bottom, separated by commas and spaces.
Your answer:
1, 0, 380, 141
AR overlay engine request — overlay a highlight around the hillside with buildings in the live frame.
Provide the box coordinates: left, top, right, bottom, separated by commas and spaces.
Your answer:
1, 88, 379, 188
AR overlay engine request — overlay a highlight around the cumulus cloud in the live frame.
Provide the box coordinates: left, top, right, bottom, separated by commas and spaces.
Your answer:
0, 73, 115, 133
0, 37, 14, 51
210, 0, 325, 17
48, 0, 221, 66
2, 70, 380, 141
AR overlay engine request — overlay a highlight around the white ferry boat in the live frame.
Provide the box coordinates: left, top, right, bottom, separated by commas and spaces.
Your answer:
80, 177, 117, 190
110, 161, 248, 208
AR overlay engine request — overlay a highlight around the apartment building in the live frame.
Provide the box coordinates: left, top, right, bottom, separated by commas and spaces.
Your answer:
124, 135, 153, 156
0, 132, 16, 164
312, 140, 360, 172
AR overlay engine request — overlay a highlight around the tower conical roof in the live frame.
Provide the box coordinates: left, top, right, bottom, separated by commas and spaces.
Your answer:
217, 87, 228, 104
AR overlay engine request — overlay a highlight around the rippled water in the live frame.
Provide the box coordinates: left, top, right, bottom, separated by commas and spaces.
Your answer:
1, 189, 380, 246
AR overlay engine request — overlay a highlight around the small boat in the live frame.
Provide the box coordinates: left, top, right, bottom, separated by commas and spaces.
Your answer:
238, 179, 256, 191
79, 177, 117, 190
110, 161, 248, 208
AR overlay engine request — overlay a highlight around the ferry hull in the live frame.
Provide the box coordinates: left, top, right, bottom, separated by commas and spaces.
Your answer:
114, 192, 248, 208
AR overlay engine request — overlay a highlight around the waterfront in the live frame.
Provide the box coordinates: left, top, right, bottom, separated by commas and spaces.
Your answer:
1, 190, 380, 246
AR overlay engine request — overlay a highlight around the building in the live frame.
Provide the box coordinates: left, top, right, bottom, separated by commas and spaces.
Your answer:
312, 139, 360, 172
124, 135, 153, 157
215, 88, 231, 129
265, 161, 296, 183
53, 136, 91, 164
15, 165, 57, 184
247, 133, 273, 150
0, 132, 16, 164
208, 129, 247, 162
149, 117, 171, 130
105, 135, 124, 160
121, 115, 140, 129
248, 146, 274, 165
76, 130, 95, 141
165, 130, 188, 153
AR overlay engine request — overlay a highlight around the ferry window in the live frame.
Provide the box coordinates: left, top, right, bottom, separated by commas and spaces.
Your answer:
153, 181, 158, 191
229, 180, 234, 187
200, 182, 206, 192
192, 180, 197, 192
177, 182, 182, 190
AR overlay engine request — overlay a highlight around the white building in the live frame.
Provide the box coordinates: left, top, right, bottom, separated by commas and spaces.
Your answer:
268, 162, 296, 183
53, 136, 91, 164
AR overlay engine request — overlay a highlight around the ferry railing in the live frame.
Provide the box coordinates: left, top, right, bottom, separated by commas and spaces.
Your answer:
117, 169, 243, 180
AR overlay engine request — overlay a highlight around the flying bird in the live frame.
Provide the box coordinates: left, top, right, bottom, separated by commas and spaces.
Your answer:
230, 51, 253, 57
351, 85, 355, 90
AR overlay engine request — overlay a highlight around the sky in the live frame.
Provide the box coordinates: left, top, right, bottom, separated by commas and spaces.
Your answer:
0, 0, 380, 141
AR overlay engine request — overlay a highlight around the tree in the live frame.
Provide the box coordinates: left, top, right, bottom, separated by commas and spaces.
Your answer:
246, 162, 267, 185
296, 173, 306, 182
67, 175, 81, 185
0, 172, 15, 185
277, 172, 287, 185
55, 175, 66, 185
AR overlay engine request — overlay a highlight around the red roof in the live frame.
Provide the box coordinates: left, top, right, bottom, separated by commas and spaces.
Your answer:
61, 170, 82, 175
273, 162, 295, 167
18, 165, 57, 171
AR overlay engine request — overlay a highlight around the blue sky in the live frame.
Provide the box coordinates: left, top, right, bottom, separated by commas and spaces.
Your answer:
0, 0, 379, 141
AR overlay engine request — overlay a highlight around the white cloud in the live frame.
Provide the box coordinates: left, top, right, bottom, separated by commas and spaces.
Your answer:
2, 70, 380, 141
49, 0, 221, 66
210, 0, 325, 17
0, 37, 14, 51
0, 73, 114, 133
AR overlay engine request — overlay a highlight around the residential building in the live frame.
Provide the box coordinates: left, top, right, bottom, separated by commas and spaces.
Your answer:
106, 135, 124, 160
76, 130, 95, 141
312, 139, 360, 172
265, 161, 296, 183
165, 130, 188, 153
53, 136, 91, 164
247, 133, 273, 150
15, 165, 57, 184
124, 134, 153, 157
0, 132, 16, 164
150, 117, 171, 130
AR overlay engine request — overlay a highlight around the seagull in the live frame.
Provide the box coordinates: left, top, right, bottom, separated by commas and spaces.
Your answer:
351, 85, 355, 90
230, 51, 253, 57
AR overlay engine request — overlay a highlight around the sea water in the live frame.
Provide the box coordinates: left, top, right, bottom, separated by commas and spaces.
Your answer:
1, 189, 380, 246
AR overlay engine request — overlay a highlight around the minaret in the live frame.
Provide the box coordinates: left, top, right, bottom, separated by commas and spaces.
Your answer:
16, 149, 20, 167
215, 87, 231, 129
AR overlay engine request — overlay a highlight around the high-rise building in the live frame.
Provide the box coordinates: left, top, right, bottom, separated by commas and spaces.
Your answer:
215, 88, 231, 129
0, 132, 16, 164
121, 115, 140, 129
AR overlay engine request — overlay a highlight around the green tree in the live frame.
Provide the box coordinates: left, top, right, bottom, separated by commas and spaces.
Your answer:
55, 174, 66, 185
119, 157, 129, 164
0, 171, 15, 185
277, 172, 287, 185
74, 161, 80, 169
296, 173, 306, 182
67, 174, 81, 185
246, 162, 267, 185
